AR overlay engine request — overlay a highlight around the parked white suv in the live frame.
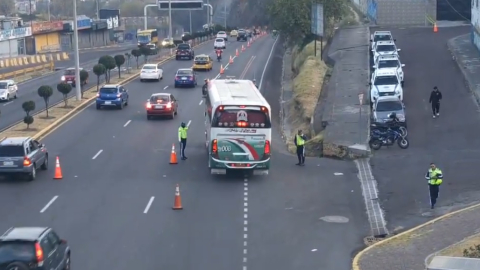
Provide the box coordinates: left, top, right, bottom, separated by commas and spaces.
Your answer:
216, 31, 228, 41
370, 68, 403, 103
214, 38, 226, 49
372, 40, 400, 64
370, 31, 394, 49
372, 55, 405, 86
0, 80, 18, 101
140, 64, 163, 82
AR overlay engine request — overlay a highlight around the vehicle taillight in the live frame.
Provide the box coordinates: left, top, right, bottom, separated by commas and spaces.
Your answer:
175, 76, 180, 80
35, 242, 44, 262
23, 156, 32, 166
212, 139, 218, 153
237, 121, 247, 127
264, 140, 271, 155
146, 102, 152, 109
261, 106, 268, 112
166, 102, 172, 108
96, 93, 100, 97
189, 77, 193, 81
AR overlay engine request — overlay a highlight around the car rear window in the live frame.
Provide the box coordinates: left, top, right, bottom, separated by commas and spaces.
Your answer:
100, 88, 117, 94
177, 70, 192, 75
177, 44, 190, 50
0, 82, 7, 89
150, 95, 169, 103
0, 145, 24, 157
64, 70, 75, 75
0, 241, 35, 262
142, 66, 156, 70
195, 57, 208, 62
215, 39, 224, 42
218, 32, 226, 35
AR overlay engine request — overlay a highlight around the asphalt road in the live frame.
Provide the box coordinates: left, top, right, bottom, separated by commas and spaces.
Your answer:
369, 26, 480, 230
0, 42, 145, 131
0, 36, 368, 270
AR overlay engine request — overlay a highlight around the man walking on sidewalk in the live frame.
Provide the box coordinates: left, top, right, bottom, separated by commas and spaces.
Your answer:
429, 86, 442, 118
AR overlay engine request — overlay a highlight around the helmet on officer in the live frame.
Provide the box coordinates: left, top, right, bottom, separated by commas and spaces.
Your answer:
388, 112, 397, 119
181, 122, 186, 128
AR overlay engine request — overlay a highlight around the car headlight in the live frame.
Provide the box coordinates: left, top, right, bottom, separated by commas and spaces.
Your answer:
397, 114, 405, 121
61, 76, 65, 81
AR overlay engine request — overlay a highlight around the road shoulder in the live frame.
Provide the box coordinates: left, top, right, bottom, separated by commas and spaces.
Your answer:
353, 203, 480, 270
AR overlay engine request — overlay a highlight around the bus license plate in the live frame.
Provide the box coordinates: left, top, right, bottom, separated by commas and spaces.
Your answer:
236, 163, 247, 167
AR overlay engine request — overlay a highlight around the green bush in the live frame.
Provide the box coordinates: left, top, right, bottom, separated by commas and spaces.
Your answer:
464, 244, 480, 258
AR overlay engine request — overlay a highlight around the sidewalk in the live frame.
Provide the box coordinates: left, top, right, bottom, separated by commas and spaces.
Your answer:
353, 33, 480, 270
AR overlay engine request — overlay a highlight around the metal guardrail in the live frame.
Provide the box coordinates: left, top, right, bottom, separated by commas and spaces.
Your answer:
0, 62, 54, 80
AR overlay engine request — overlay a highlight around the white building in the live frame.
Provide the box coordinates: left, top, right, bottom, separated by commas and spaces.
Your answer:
473, 0, 480, 50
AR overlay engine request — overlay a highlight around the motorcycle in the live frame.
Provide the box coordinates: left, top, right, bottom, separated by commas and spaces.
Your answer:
217, 53, 222, 62
369, 128, 409, 150
371, 122, 407, 137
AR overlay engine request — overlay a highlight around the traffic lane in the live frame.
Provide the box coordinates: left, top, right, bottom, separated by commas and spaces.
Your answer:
369, 26, 480, 229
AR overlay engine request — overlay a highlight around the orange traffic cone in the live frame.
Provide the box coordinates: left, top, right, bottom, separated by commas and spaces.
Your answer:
172, 184, 183, 210
247, 41, 250, 47
229, 55, 233, 64
235, 49, 239, 56
169, 144, 178, 164
241, 45, 245, 51
220, 64, 224, 74
53, 156, 63, 179
433, 23, 438, 33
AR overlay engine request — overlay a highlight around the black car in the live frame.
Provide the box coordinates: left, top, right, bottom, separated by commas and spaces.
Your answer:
237, 29, 247, 41
175, 43, 194, 60
0, 227, 70, 270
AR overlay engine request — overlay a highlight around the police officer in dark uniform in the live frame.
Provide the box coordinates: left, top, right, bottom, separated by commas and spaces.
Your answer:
429, 86, 442, 118
294, 130, 307, 166
178, 122, 189, 160
425, 163, 443, 209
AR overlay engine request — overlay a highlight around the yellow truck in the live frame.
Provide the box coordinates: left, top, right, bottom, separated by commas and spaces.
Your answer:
137, 29, 159, 47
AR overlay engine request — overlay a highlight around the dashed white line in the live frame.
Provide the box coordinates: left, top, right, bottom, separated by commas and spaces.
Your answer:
40, 196, 58, 213
92, 149, 103, 159
243, 178, 249, 270
123, 120, 131, 127
199, 99, 203, 105
187, 120, 191, 127
143, 196, 155, 213
3, 101, 13, 106
163, 86, 169, 89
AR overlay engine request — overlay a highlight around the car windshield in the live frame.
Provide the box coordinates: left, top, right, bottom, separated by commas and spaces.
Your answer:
177, 70, 192, 75
100, 87, 117, 94
177, 44, 190, 50
142, 66, 156, 70
195, 57, 209, 62
0, 241, 35, 262
376, 45, 396, 52
0, 145, 24, 157
150, 95, 169, 103
376, 101, 403, 111
64, 69, 75, 75
374, 34, 392, 42
0, 82, 8, 89
374, 76, 398, 85
215, 39, 224, 42
378, 60, 399, 68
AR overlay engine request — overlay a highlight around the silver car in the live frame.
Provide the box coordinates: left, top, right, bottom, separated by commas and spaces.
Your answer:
0, 137, 48, 181
372, 96, 406, 126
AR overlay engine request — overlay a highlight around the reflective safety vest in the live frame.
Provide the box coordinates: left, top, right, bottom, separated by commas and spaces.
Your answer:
428, 168, 443, 185
296, 135, 305, 146
178, 127, 188, 140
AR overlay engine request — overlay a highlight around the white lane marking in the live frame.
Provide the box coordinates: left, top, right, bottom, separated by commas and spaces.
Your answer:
40, 196, 58, 213
143, 196, 155, 213
164, 86, 169, 89
199, 99, 203, 105
124, 120, 131, 127
258, 35, 280, 90
214, 55, 238, 79
334, 172, 343, 176
187, 120, 191, 127
92, 149, 103, 160
3, 101, 13, 106
243, 178, 248, 270
240, 56, 256, 79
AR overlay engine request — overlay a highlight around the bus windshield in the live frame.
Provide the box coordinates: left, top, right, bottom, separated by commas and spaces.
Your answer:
212, 107, 271, 128
138, 35, 150, 43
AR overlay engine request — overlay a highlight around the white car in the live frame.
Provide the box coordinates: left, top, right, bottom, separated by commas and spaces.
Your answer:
140, 64, 163, 82
214, 38, 226, 49
0, 79, 18, 101
372, 55, 405, 86
216, 31, 228, 41
372, 40, 400, 64
370, 69, 403, 103
370, 31, 394, 49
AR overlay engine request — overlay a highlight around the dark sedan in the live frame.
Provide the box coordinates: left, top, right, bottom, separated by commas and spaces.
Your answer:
174, 68, 197, 88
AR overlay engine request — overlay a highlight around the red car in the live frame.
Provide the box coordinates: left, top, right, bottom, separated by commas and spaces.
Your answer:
146, 93, 178, 120
61, 67, 87, 87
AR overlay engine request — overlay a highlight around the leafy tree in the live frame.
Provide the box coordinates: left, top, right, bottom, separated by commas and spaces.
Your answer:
93, 64, 106, 91
464, 244, 480, 258
139, 46, 150, 63
0, 0, 14, 15
57, 82, 72, 107
98, 55, 116, 83
131, 49, 141, 68
24, 116, 34, 129
37, 85, 53, 118
80, 69, 89, 98
22, 101, 35, 116
114, 54, 126, 78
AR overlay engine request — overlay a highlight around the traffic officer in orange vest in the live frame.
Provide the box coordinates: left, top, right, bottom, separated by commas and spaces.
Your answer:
425, 163, 443, 209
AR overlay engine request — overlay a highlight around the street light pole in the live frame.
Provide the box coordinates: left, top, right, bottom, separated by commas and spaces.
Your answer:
189, 10, 192, 33
168, 0, 173, 54
143, 4, 157, 30
224, 0, 227, 29
47, 0, 51, 21
96, 0, 100, 20
73, 0, 81, 100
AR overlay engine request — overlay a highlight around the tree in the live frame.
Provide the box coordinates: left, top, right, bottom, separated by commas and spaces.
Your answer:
98, 55, 116, 83
80, 69, 89, 98
24, 116, 34, 129
0, 0, 14, 15
131, 49, 141, 69
37, 85, 53, 118
22, 101, 35, 129
57, 82, 72, 107
139, 46, 150, 63
114, 54, 126, 78
93, 64, 106, 91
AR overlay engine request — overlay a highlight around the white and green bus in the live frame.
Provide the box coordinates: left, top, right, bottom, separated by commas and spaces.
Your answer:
204, 78, 272, 175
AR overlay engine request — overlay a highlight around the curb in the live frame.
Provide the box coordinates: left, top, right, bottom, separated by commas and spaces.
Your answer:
351, 202, 480, 270
31, 38, 213, 140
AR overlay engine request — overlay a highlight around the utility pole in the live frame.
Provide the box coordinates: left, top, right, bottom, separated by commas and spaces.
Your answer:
189, 10, 192, 33
168, 0, 173, 54
224, 0, 226, 29
73, 0, 81, 100
47, 0, 51, 21
96, 0, 100, 20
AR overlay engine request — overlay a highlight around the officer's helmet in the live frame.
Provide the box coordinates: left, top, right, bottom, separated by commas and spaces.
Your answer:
181, 122, 186, 128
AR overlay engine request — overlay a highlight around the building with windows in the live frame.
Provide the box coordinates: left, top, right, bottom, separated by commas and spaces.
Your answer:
0, 16, 32, 58
473, 0, 480, 50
